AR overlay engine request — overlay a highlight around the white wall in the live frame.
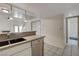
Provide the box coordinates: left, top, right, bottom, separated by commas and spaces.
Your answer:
0, 15, 10, 33
41, 14, 65, 49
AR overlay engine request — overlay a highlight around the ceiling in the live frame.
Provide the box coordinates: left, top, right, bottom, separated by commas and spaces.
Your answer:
10, 3, 79, 18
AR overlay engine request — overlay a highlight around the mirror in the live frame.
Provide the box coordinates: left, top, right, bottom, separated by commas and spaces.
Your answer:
8, 6, 27, 33
0, 3, 36, 34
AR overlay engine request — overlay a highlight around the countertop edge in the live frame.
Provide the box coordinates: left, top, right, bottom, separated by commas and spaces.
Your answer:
0, 36, 45, 50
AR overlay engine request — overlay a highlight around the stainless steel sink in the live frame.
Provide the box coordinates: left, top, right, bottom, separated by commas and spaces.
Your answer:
0, 38, 25, 47
0, 41, 9, 47
10, 38, 25, 44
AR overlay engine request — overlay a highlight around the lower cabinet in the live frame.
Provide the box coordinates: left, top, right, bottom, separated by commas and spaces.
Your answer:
12, 48, 31, 56
31, 39, 44, 56
0, 38, 44, 56
0, 42, 31, 56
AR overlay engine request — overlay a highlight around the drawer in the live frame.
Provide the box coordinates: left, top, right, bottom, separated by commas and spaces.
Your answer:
0, 42, 31, 56
12, 48, 31, 56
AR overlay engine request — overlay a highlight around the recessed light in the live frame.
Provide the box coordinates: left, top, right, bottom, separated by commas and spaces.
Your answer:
0, 7, 9, 13
2, 9, 9, 13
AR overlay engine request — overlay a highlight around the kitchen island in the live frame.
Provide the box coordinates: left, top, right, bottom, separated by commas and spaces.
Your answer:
0, 32, 45, 56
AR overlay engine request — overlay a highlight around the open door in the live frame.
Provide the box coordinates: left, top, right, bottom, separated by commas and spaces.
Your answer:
66, 16, 79, 47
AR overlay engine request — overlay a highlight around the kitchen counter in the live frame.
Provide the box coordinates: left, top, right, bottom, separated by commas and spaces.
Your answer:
23, 35, 45, 41
0, 35, 45, 50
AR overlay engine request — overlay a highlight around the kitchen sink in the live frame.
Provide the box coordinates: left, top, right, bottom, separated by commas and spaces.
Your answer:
10, 38, 25, 44
0, 38, 26, 47
0, 41, 9, 47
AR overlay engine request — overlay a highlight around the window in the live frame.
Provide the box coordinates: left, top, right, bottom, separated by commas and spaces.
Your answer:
19, 26, 22, 32
14, 26, 22, 32
14, 26, 18, 32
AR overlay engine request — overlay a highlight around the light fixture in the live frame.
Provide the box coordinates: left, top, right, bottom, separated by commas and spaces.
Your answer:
0, 7, 9, 13
8, 17, 13, 21
2, 9, 9, 13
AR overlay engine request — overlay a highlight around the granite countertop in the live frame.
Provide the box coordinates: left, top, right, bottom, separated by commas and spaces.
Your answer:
23, 35, 45, 41
0, 35, 45, 50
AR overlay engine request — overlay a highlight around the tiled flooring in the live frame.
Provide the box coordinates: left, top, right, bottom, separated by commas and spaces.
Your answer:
63, 45, 79, 56
44, 43, 64, 56
63, 39, 79, 56
68, 39, 78, 46
44, 41, 79, 56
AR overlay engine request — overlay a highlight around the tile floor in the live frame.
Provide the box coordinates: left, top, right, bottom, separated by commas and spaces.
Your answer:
44, 41, 79, 56
63, 44, 79, 56
63, 39, 79, 56
68, 39, 78, 46
44, 43, 64, 56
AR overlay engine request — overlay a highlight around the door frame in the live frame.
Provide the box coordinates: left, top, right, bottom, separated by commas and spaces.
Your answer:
66, 16, 79, 46
31, 20, 41, 35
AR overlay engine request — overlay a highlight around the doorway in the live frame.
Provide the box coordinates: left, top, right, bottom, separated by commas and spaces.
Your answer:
31, 20, 41, 35
66, 16, 79, 47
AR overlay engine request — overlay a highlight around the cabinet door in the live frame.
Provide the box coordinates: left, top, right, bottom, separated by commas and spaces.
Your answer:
31, 39, 44, 56
12, 48, 31, 56
0, 42, 31, 56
